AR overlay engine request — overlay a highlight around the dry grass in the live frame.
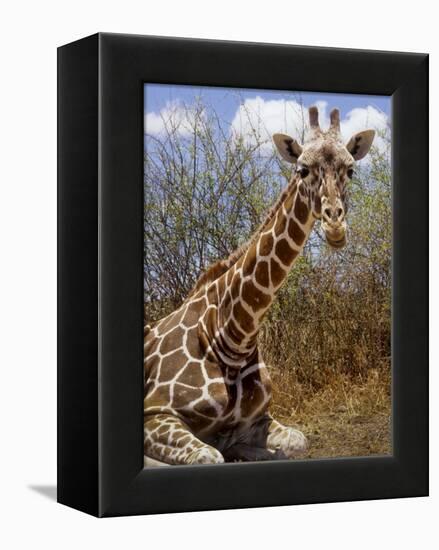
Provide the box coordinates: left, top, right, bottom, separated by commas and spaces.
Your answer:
269, 364, 391, 458
145, 271, 392, 459
259, 268, 392, 459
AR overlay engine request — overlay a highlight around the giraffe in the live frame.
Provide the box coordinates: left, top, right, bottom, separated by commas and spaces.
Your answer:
144, 106, 375, 465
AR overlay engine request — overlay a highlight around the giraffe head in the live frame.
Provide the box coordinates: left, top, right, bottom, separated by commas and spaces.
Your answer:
273, 106, 375, 249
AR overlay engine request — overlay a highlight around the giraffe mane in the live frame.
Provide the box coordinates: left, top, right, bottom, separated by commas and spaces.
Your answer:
186, 177, 297, 299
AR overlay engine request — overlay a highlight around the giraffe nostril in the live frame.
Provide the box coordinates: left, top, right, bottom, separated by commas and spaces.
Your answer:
323, 208, 331, 220
336, 208, 343, 219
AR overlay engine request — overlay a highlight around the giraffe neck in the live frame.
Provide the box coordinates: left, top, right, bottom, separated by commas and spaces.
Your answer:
200, 175, 315, 368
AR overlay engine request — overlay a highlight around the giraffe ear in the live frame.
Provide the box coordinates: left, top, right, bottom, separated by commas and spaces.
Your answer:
273, 133, 303, 164
346, 129, 375, 160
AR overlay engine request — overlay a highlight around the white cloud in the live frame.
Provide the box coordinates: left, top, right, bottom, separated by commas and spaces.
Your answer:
144, 100, 203, 137
340, 106, 389, 155
230, 97, 329, 152
230, 97, 389, 159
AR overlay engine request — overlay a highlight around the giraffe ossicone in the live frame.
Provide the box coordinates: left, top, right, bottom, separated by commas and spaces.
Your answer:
144, 106, 375, 466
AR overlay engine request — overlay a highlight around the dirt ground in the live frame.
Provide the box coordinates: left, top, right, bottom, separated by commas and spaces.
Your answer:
144, 365, 391, 466
269, 367, 392, 459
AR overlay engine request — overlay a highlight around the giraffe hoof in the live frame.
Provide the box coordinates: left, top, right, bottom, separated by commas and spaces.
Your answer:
283, 428, 308, 457
269, 427, 308, 458
186, 447, 225, 465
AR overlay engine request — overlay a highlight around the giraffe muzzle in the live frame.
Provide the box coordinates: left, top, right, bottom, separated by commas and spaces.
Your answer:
322, 222, 347, 249
326, 232, 347, 249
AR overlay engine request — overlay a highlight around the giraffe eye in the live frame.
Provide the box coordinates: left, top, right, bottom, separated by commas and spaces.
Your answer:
298, 166, 309, 179
347, 168, 354, 179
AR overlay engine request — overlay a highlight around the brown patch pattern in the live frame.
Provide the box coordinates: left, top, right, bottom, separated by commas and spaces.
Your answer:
241, 280, 271, 312
294, 195, 309, 224
288, 218, 306, 246
270, 258, 286, 287
255, 261, 269, 287
275, 238, 297, 266
259, 233, 274, 256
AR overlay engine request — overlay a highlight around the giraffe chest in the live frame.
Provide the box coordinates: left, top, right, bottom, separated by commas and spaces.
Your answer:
196, 361, 272, 429
145, 332, 272, 435
144, 294, 272, 437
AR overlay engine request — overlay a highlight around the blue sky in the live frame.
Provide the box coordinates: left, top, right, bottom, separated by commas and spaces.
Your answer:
145, 84, 390, 123
144, 84, 391, 157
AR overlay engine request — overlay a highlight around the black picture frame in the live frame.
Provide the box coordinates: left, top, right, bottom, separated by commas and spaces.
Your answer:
58, 32, 428, 517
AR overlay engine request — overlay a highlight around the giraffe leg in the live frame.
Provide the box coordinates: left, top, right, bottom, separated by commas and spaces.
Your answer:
144, 414, 224, 466
219, 416, 306, 462
264, 416, 308, 458
222, 443, 278, 462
